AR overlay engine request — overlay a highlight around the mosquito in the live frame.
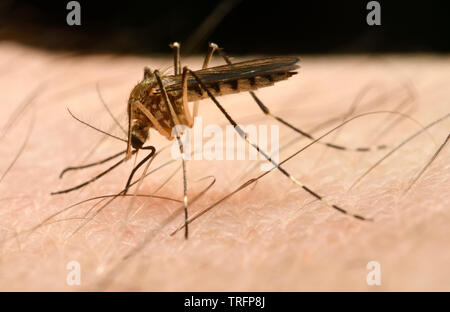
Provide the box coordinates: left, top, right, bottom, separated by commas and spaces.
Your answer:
52, 42, 380, 239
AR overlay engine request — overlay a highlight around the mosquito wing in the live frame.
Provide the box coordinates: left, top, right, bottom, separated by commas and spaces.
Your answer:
163, 56, 300, 101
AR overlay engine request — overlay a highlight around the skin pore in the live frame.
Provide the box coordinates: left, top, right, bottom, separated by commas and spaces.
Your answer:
0, 42, 449, 291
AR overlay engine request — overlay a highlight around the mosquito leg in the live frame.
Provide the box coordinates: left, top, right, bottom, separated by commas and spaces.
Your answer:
187, 68, 371, 222
59, 149, 126, 178
123, 146, 156, 194
215, 47, 387, 153
96, 82, 127, 136
177, 42, 220, 125
129, 100, 172, 141
51, 156, 129, 195
154, 69, 190, 239
169, 42, 181, 75
58, 108, 129, 177
67, 108, 126, 143
180, 66, 194, 127
192, 42, 220, 120
172, 111, 411, 236
202, 42, 219, 69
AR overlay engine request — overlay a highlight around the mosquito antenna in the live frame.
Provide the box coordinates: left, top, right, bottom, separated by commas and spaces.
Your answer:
67, 108, 127, 143
96, 82, 127, 135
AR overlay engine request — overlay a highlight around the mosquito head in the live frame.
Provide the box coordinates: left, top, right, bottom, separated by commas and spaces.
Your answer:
130, 119, 150, 149
127, 68, 158, 151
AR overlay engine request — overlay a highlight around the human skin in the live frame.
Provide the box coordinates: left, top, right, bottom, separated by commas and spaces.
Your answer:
0, 42, 449, 291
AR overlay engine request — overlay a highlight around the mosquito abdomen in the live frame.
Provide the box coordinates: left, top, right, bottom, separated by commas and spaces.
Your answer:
186, 71, 297, 102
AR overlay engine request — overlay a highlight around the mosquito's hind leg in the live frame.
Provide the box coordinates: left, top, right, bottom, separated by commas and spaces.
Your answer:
187, 67, 371, 223
123, 146, 156, 194
213, 46, 387, 153
59, 149, 127, 179
154, 69, 190, 239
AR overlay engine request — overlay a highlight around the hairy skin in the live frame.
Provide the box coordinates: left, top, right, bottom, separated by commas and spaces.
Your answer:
0, 42, 448, 291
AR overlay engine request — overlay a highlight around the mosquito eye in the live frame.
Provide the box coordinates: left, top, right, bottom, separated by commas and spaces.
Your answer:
131, 135, 144, 149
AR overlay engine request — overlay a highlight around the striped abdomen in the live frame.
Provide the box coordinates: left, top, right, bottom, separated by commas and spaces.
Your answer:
184, 71, 297, 102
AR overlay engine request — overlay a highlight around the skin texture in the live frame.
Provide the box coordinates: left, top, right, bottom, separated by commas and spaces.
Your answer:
0, 42, 449, 291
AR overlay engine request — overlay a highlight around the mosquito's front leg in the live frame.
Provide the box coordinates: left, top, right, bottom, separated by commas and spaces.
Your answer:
154, 69, 190, 239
